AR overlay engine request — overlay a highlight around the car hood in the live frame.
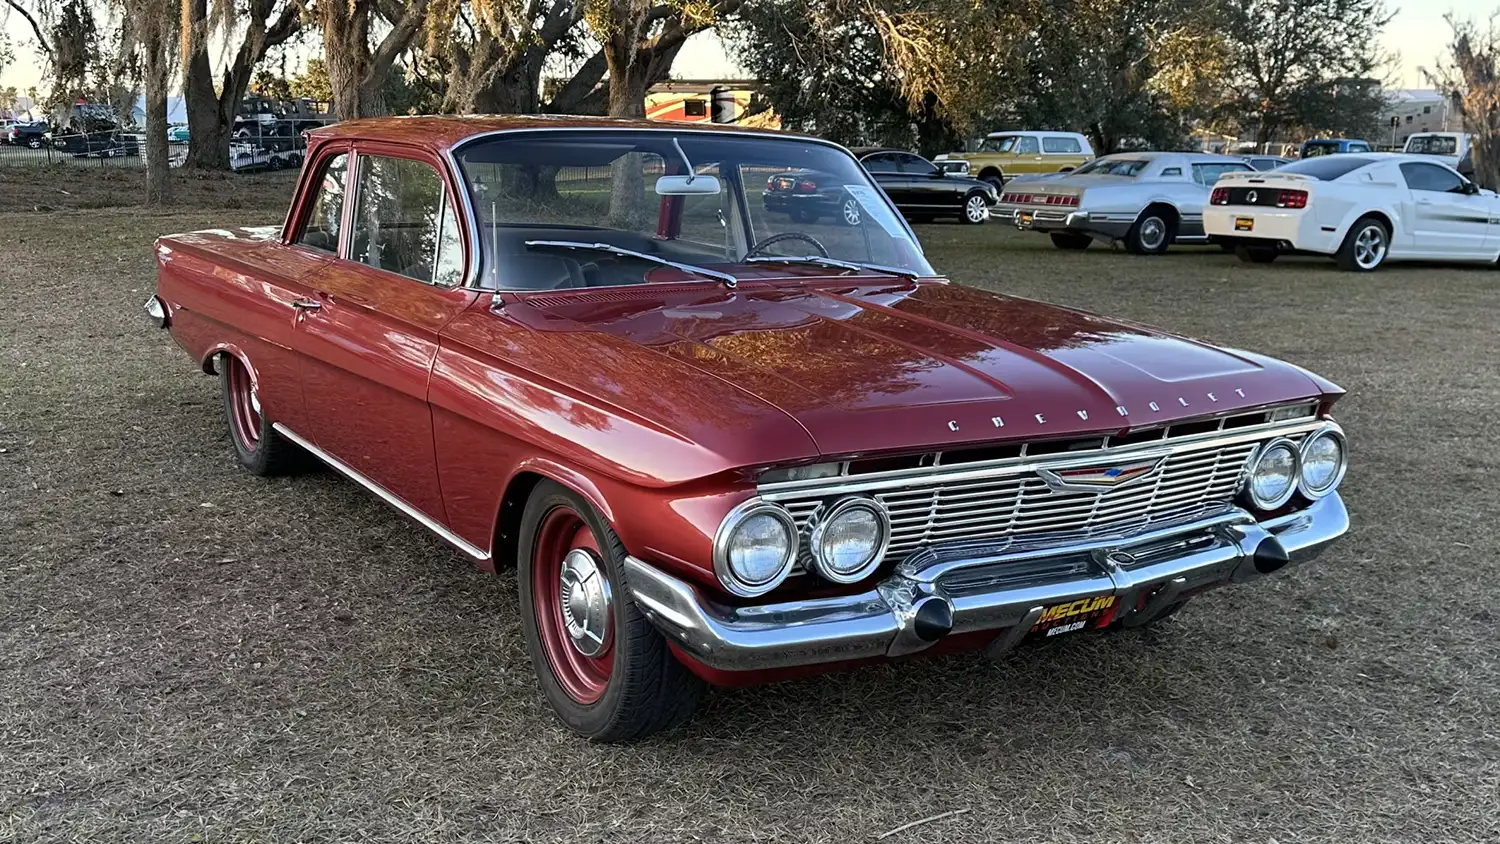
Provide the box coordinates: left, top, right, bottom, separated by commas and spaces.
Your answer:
501, 279, 1331, 460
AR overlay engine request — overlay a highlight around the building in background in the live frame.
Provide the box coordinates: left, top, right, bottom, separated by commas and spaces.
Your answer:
646, 80, 779, 129
1378, 89, 1456, 148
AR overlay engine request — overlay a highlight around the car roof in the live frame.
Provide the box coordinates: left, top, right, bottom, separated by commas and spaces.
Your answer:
984, 130, 1083, 137
1098, 151, 1242, 163
306, 114, 821, 155
850, 146, 915, 158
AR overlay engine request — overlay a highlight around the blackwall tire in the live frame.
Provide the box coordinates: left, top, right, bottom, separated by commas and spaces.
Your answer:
518, 480, 704, 742
1335, 216, 1389, 272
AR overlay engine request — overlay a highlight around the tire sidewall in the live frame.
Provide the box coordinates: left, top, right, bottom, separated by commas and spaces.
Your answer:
1129, 210, 1173, 254
1339, 217, 1388, 272
220, 354, 271, 473
517, 482, 648, 738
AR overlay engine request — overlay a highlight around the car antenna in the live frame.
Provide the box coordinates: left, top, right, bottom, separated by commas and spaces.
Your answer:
672, 137, 695, 183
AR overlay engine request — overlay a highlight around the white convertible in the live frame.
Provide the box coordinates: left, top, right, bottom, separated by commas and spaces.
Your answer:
1204, 154, 1500, 271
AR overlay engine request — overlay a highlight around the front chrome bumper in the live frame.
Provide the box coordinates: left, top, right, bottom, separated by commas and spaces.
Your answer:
625, 495, 1348, 672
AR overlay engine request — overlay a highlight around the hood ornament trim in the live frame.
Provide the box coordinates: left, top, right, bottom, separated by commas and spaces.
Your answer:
1036, 454, 1167, 493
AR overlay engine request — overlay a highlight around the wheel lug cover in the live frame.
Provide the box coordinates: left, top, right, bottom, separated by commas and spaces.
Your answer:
559, 549, 611, 657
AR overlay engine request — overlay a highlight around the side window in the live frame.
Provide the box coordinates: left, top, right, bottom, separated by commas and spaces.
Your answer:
1160, 167, 1182, 176
350, 154, 462, 285
1350, 143, 1370, 153
1191, 163, 1245, 186
896, 154, 933, 173
1042, 136, 1082, 154
1016, 136, 1040, 155
297, 152, 349, 253
1401, 162, 1465, 193
862, 153, 899, 173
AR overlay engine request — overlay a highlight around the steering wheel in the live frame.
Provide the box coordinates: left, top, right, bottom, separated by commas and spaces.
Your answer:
744, 231, 830, 259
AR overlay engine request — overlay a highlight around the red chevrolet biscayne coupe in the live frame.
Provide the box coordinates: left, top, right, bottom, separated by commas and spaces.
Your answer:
147, 116, 1350, 740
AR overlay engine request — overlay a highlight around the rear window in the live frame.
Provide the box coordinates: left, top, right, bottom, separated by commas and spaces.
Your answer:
1405, 135, 1459, 155
1042, 136, 1082, 154
1279, 156, 1376, 181
1073, 158, 1149, 177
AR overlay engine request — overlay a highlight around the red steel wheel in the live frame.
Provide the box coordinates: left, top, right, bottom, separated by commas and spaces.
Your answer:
225, 356, 262, 453
531, 506, 614, 704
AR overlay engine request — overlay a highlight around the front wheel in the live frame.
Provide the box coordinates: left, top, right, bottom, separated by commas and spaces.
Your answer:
1050, 233, 1091, 250
1335, 216, 1389, 272
1124, 209, 1174, 255
25, 137, 42, 150
961, 191, 990, 224
518, 481, 704, 741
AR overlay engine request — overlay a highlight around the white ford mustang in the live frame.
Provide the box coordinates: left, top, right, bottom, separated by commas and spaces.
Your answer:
1204, 154, 1500, 271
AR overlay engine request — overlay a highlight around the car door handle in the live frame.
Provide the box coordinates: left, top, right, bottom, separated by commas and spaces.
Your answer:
291, 298, 321, 310
1416, 198, 1433, 205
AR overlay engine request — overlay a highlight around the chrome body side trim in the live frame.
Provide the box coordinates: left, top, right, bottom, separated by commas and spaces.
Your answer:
271, 423, 490, 562
625, 494, 1348, 672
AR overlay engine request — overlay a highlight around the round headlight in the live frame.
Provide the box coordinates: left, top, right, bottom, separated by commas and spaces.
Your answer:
1298, 425, 1347, 498
1245, 438, 1300, 510
809, 498, 890, 584
714, 501, 797, 597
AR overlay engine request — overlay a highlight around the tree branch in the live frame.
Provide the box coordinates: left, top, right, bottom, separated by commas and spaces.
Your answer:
372, 0, 429, 75
3, 0, 52, 59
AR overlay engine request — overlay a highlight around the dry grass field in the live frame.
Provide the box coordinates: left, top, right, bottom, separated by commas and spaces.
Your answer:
1, 168, 1497, 842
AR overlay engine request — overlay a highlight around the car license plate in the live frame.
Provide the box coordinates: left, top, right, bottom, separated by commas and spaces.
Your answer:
1234, 217, 1254, 232
1030, 595, 1119, 638
1018, 211, 1034, 228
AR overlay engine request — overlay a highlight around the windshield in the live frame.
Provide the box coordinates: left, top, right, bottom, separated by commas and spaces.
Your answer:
1071, 158, 1150, 177
1405, 135, 1459, 155
1301, 141, 1344, 157
978, 134, 1020, 153
1278, 156, 1375, 180
453, 130, 933, 291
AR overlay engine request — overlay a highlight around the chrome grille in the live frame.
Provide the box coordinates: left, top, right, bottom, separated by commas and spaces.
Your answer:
765, 414, 1320, 570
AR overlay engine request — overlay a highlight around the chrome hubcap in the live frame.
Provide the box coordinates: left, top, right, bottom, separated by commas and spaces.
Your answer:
1354, 226, 1385, 268
558, 548, 611, 657
967, 196, 987, 221
843, 200, 861, 225
1140, 217, 1166, 250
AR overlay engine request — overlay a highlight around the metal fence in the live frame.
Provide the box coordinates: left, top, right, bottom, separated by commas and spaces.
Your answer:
0, 118, 336, 171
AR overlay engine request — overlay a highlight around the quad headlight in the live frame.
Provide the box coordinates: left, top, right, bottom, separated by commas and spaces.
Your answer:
1245, 437, 1300, 510
714, 501, 798, 597
809, 497, 891, 584
1297, 424, 1348, 499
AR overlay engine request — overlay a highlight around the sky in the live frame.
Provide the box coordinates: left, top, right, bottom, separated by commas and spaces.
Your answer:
0, 2, 1492, 101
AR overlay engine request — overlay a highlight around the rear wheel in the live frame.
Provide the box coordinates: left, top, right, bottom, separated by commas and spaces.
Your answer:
1124, 207, 1174, 255
1050, 233, 1091, 251
518, 481, 704, 741
1335, 216, 1389, 272
1234, 245, 1278, 264
25, 136, 42, 150
961, 191, 990, 224
218, 353, 304, 475
839, 196, 863, 227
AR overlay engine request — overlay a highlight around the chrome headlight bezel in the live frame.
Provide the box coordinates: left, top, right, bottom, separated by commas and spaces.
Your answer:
713, 499, 798, 598
808, 496, 891, 584
1244, 437, 1301, 510
1297, 423, 1348, 499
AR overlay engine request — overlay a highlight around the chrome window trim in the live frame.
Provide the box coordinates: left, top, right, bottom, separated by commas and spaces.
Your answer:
807, 497, 892, 584
1296, 422, 1348, 499
443, 126, 929, 292
758, 416, 1328, 501
1244, 437, 1302, 510
713, 498, 800, 598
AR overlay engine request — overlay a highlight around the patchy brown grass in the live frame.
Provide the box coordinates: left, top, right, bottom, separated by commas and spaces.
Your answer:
0, 164, 297, 213
2, 190, 1498, 842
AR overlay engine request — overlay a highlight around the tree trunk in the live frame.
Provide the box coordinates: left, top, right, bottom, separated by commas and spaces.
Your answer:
141, 27, 172, 205
606, 60, 650, 227
324, 7, 376, 121
183, 0, 300, 169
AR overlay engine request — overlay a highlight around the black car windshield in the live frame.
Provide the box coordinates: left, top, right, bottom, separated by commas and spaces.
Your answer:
1278, 156, 1376, 181
453, 130, 933, 291
1072, 158, 1150, 177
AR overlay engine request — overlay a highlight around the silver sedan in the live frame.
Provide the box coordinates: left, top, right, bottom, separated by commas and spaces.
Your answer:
995, 152, 1253, 254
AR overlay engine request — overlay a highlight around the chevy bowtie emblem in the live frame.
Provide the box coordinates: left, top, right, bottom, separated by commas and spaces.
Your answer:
1037, 455, 1166, 493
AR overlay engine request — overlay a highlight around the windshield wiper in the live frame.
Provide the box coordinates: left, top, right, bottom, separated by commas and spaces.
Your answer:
745, 255, 921, 281
525, 240, 739, 288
